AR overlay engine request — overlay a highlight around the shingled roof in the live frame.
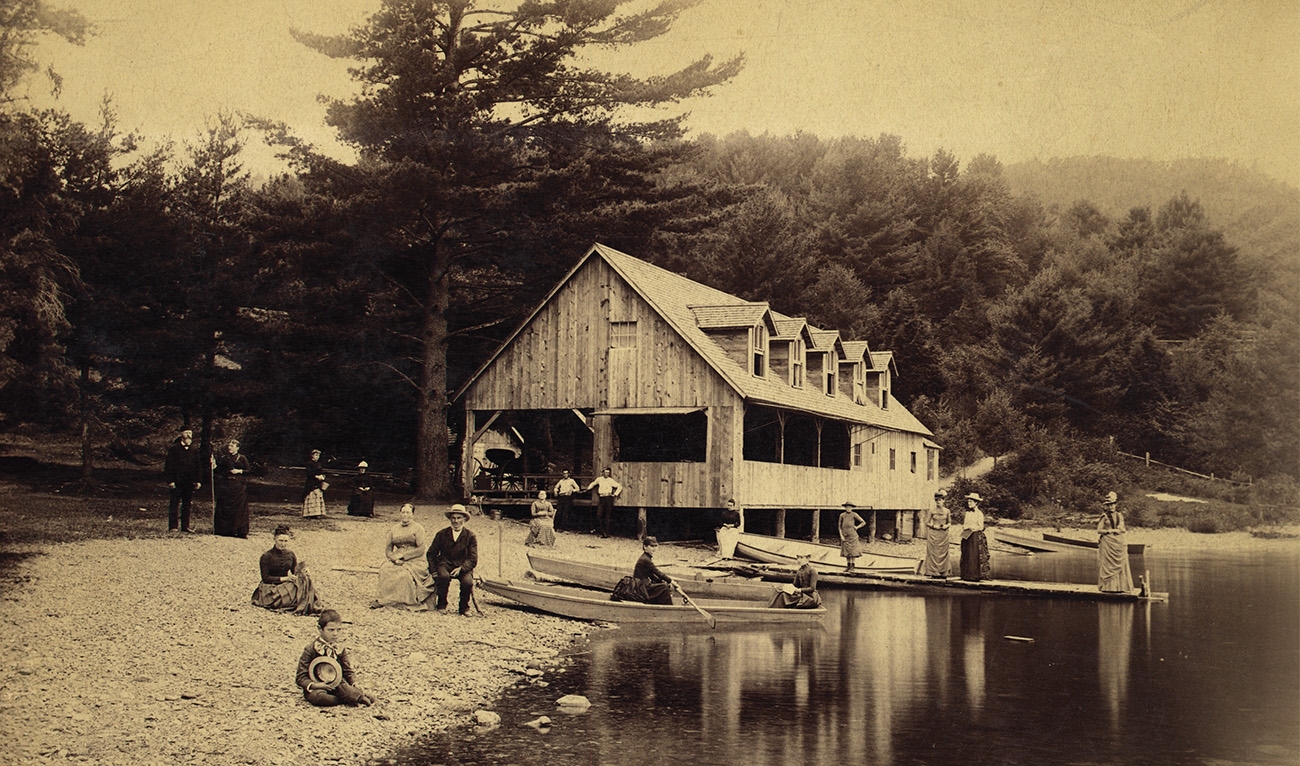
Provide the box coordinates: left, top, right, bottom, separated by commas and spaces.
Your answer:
596, 245, 931, 435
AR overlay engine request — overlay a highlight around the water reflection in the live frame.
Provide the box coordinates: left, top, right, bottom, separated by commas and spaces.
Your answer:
397, 549, 1300, 766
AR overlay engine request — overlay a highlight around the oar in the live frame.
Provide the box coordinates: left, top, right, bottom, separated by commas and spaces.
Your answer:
672, 581, 715, 629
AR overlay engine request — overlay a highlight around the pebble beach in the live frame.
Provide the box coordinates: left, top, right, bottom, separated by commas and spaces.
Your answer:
1, 502, 1295, 766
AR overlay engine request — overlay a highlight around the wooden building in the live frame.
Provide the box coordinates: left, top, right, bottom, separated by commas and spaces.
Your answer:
452, 244, 939, 541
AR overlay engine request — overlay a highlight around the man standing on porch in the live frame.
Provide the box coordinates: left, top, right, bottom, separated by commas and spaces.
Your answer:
552, 469, 580, 531
586, 467, 622, 538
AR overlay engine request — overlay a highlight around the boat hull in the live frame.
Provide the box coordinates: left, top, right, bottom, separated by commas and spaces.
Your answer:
733, 532, 920, 574
526, 553, 773, 601
479, 578, 826, 624
1042, 532, 1146, 555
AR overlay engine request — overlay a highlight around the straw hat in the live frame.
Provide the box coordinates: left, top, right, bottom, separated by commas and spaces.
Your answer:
1102, 491, 1118, 505
445, 504, 469, 519
965, 492, 983, 502
308, 656, 343, 689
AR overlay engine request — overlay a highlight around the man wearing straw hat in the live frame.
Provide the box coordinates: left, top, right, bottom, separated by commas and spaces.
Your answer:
427, 504, 478, 615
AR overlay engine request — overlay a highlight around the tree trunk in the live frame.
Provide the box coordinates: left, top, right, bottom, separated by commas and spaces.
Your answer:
414, 253, 452, 499
79, 359, 93, 485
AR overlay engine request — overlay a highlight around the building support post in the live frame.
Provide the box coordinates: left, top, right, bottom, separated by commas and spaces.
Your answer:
776, 508, 786, 539
637, 507, 647, 541
810, 508, 820, 544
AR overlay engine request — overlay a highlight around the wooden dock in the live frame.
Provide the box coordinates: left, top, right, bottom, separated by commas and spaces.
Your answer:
718, 561, 1168, 603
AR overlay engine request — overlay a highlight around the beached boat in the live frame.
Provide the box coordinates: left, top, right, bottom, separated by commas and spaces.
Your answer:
526, 553, 774, 601
733, 532, 920, 574
992, 530, 1076, 553
1042, 532, 1146, 555
710, 561, 1168, 602
478, 578, 826, 624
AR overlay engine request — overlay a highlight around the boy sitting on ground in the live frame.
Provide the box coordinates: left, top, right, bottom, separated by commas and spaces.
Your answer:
295, 609, 377, 707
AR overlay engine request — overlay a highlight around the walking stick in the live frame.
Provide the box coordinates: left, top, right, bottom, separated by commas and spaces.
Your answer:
209, 458, 216, 527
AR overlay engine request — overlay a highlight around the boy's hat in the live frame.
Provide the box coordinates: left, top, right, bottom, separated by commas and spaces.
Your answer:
841, 501, 856, 508
1102, 491, 1118, 505
308, 656, 343, 689
966, 492, 984, 502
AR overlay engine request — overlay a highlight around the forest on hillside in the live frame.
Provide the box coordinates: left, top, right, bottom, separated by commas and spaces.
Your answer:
2, 1, 1297, 514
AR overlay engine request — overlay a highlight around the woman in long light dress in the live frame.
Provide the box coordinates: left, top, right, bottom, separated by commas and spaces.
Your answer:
923, 489, 953, 577
838, 502, 866, 571
375, 503, 434, 607
1097, 491, 1134, 593
523, 490, 556, 547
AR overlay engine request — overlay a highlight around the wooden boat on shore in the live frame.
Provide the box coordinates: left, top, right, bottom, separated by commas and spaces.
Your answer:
734, 532, 920, 574
478, 578, 826, 624
711, 561, 1168, 602
526, 553, 774, 601
1042, 532, 1146, 555
992, 530, 1077, 553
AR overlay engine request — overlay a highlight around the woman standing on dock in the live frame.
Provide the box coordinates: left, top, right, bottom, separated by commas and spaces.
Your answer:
923, 489, 953, 577
960, 493, 991, 581
1097, 492, 1134, 592
838, 502, 866, 572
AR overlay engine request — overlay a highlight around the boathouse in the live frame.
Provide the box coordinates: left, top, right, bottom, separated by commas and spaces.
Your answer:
451, 244, 939, 541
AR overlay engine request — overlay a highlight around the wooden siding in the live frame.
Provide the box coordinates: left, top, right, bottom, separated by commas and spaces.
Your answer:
707, 327, 751, 374
463, 258, 734, 411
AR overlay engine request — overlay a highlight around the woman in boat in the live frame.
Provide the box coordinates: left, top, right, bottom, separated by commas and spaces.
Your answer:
838, 502, 866, 572
375, 503, 434, 607
523, 490, 556, 547
612, 537, 675, 605
252, 524, 324, 615
769, 552, 822, 608
923, 489, 953, 578
1097, 491, 1134, 593
960, 493, 992, 581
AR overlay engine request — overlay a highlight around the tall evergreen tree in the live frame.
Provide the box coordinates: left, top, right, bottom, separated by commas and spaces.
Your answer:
285, 0, 742, 497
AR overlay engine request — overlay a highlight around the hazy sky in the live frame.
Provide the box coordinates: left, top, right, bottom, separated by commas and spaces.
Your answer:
27, 0, 1300, 186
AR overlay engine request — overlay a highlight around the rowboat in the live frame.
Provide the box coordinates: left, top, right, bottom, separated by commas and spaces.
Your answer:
1042, 532, 1146, 555
992, 530, 1075, 553
733, 532, 920, 574
478, 578, 826, 624
526, 553, 774, 601
707, 561, 1169, 602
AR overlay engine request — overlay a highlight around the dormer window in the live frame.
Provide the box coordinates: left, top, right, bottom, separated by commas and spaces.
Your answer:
881, 387, 889, 409
790, 339, 805, 388
825, 353, 836, 396
853, 362, 865, 404
751, 325, 767, 377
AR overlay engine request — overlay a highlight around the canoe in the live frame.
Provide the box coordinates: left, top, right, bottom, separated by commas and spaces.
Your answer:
706, 561, 1169, 602
478, 578, 826, 624
1042, 532, 1146, 555
527, 553, 774, 601
733, 532, 920, 574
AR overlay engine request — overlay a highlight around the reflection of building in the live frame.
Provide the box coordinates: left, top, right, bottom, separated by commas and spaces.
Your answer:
453, 244, 938, 539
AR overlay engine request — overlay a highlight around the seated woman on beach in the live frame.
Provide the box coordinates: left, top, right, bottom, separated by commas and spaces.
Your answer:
523, 490, 556, 547
769, 552, 822, 609
611, 536, 675, 605
375, 503, 435, 607
252, 524, 325, 615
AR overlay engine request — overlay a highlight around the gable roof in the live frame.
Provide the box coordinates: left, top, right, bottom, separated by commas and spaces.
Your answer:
840, 341, 871, 364
690, 303, 773, 330
455, 243, 931, 435
869, 351, 897, 374
807, 328, 844, 356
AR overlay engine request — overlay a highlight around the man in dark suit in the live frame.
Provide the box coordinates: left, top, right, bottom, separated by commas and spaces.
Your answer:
427, 504, 478, 615
164, 428, 204, 532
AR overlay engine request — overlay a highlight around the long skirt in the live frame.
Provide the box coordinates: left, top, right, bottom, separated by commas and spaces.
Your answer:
214, 478, 249, 538
923, 527, 952, 577
611, 576, 674, 605
1098, 534, 1135, 592
251, 570, 324, 615
840, 529, 863, 559
768, 589, 823, 609
346, 491, 374, 517
302, 488, 326, 518
376, 558, 435, 606
523, 518, 556, 547
960, 530, 991, 581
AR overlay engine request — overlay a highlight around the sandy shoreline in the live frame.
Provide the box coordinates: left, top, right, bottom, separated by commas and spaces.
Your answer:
1, 508, 1296, 766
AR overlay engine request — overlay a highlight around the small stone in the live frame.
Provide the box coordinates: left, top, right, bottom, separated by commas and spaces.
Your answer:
473, 710, 500, 725
555, 694, 590, 709
522, 716, 551, 729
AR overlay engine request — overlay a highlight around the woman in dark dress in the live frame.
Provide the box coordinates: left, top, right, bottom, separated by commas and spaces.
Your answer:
251, 524, 324, 615
960, 492, 992, 581
612, 537, 675, 605
213, 439, 251, 538
346, 461, 374, 517
769, 553, 822, 608
302, 449, 327, 519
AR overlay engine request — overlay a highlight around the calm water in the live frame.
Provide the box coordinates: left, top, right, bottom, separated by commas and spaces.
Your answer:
395, 547, 1300, 765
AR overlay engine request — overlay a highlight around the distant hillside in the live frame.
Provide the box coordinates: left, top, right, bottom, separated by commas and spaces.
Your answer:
1004, 157, 1300, 285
